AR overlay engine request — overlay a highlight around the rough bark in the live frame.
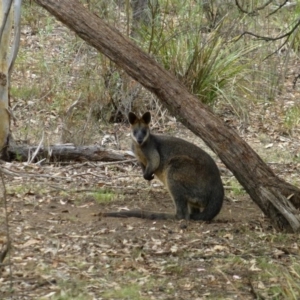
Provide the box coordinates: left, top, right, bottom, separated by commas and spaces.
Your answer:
7, 144, 129, 162
0, 0, 22, 159
34, 0, 300, 232
0, 1, 12, 158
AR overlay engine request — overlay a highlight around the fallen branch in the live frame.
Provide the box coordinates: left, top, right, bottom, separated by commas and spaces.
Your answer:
7, 143, 130, 163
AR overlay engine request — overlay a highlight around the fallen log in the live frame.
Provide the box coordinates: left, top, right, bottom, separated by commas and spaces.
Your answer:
7, 143, 130, 162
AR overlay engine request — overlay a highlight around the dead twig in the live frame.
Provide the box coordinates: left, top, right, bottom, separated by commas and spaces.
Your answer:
0, 240, 11, 264
235, 0, 273, 16
268, 0, 291, 16
96, 158, 136, 167
0, 166, 67, 179
28, 132, 44, 164
0, 168, 12, 286
237, 18, 300, 43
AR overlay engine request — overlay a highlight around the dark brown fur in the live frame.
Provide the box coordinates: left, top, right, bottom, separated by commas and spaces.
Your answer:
103, 112, 224, 221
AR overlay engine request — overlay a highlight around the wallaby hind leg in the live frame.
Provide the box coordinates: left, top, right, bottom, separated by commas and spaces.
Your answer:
166, 169, 193, 220
166, 156, 210, 220
170, 192, 190, 220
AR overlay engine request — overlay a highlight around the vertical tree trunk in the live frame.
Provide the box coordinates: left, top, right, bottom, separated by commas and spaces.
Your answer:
0, 0, 22, 159
34, 0, 300, 232
0, 1, 12, 159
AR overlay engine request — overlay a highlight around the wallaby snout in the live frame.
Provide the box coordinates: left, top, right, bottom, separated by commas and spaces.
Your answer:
137, 138, 144, 145
135, 132, 145, 145
130, 112, 150, 145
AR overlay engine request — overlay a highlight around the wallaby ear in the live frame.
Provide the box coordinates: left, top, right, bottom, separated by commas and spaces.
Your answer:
128, 112, 138, 125
142, 112, 151, 125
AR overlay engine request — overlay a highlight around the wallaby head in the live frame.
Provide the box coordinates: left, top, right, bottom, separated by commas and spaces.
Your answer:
128, 112, 151, 145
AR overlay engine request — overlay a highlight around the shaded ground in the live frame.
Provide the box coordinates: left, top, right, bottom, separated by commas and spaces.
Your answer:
1, 98, 300, 299
1, 143, 300, 299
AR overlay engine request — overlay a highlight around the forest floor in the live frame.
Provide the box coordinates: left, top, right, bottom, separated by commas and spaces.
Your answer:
1, 108, 300, 299
1, 3, 300, 299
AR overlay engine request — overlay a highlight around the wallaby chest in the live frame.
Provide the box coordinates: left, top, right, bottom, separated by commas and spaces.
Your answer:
133, 144, 148, 166
132, 139, 163, 180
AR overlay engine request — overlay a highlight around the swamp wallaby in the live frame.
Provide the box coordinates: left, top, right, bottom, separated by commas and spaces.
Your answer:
104, 112, 224, 221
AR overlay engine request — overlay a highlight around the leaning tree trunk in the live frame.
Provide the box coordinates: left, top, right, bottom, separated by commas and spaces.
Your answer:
34, 0, 300, 232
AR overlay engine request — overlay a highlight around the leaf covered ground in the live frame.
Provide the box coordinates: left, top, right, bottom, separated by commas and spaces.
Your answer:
1, 117, 300, 299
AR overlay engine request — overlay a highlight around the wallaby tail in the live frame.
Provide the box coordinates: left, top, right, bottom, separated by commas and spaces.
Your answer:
190, 189, 224, 221
102, 210, 176, 220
